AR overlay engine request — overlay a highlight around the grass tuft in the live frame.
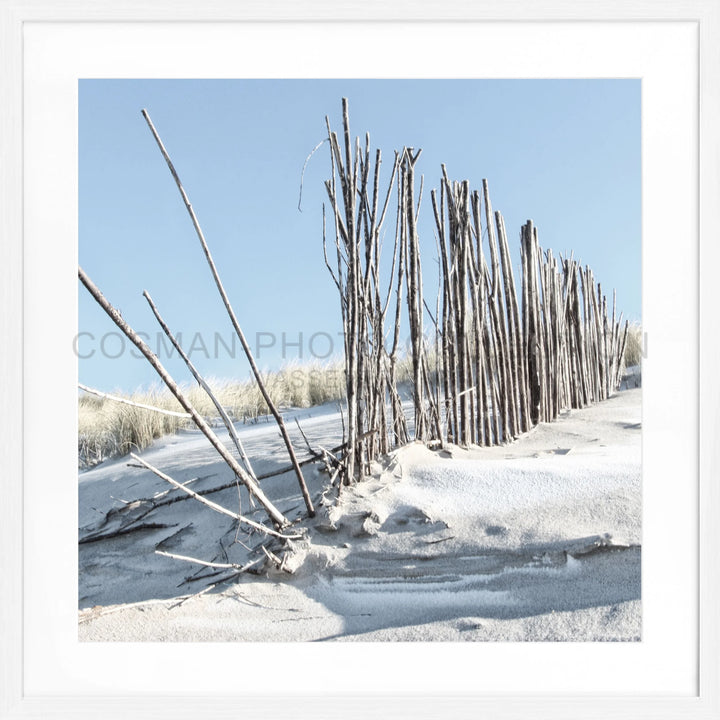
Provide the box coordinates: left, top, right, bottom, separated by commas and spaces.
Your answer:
78, 361, 346, 468
623, 323, 643, 367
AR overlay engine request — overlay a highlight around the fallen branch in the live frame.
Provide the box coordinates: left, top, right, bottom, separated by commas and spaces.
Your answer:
152, 474, 207, 499
319, 463, 344, 506
79, 521, 172, 545
119, 441, 348, 513
317, 444, 344, 471
79, 596, 193, 623
260, 545, 292, 573
130, 453, 302, 541
156, 550, 262, 572
168, 582, 218, 609
240, 440, 348, 483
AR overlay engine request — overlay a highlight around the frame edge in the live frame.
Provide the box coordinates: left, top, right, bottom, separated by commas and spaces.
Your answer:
0, 1, 25, 718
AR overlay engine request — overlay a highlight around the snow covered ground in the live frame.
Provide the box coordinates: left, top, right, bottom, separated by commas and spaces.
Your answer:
78, 387, 641, 642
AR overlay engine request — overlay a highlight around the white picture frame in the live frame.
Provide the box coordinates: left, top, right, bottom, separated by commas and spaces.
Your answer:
1, 2, 718, 718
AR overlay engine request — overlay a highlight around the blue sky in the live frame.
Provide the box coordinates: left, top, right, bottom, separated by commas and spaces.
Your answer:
79, 79, 640, 393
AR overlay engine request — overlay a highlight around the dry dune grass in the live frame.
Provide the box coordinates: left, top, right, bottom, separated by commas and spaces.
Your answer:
78, 390, 188, 468
78, 330, 638, 469
78, 361, 346, 467
623, 323, 643, 367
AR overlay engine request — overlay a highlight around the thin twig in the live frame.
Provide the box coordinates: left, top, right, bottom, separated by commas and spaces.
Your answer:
156, 549, 262, 572
294, 417, 315, 456
130, 453, 302, 541
260, 545, 291, 573
78, 384, 191, 418
298, 138, 327, 211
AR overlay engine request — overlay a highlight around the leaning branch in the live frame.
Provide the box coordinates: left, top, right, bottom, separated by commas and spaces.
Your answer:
78, 265, 289, 529
141, 109, 314, 519
142, 290, 258, 482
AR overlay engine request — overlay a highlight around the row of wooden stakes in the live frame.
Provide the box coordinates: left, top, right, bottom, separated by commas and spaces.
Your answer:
324, 99, 629, 482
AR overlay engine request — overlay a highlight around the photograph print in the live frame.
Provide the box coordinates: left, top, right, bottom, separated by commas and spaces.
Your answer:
77, 79, 642, 642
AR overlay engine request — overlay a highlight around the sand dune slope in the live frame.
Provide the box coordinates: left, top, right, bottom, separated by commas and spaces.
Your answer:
79, 388, 641, 642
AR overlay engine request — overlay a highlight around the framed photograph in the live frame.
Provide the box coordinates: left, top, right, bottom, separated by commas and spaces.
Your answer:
2, 2, 718, 718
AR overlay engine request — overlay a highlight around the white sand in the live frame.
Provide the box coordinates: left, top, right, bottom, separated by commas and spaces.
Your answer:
79, 388, 641, 642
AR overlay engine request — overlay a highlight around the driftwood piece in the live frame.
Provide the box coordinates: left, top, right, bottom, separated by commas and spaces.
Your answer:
156, 550, 262, 573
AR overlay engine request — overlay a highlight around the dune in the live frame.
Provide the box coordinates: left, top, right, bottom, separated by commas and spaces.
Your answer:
78, 386, 641, 642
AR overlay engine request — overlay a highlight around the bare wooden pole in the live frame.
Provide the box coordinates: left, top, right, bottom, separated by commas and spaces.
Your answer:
481, 182, 514, 439
547, 251, 563, 416
522, 221, 542, 425
532, 226, 550, 422
467, 235, 486, 446
140, 109, 314, 518
403, 148, 427, 441
78, 265, 289, 529
483, 261, 503, 443
610, 289, 618, 392
389, 188, 409, 448
465, 191, 489, 445
456, 182, 472, 445
142, 290, 258, 483
538, 247, 552, 421
324, 100, 406, 475
325, 106, 362, 483
573, 262, 590, 406
432, 184, 457, 444
495, 210, 526, 432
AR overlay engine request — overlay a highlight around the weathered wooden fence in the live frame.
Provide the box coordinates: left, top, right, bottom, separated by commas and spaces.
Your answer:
324, 99, 630, 483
